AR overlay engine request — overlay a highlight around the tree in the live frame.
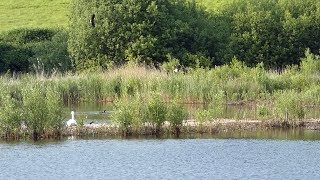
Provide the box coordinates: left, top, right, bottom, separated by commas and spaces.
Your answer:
68, 0, 217, 70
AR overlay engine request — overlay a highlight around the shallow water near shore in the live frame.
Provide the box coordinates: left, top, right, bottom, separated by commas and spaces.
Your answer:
1, 129, 320, 179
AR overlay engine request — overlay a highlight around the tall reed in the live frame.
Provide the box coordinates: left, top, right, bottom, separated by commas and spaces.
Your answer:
1, 51, 320, 139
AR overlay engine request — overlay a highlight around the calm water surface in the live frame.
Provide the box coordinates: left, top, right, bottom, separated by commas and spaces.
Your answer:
1, 130, 320, 179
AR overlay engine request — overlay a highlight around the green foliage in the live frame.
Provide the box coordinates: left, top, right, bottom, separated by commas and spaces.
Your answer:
194, 109, 211, 124
0, 28, 72, 73
0, 43, 32, 73
3, 49, 320, 138
29, 30, 72, 73
161, 55, 180, 73
145, 93, 167, 128
123, 77, 142, 97
166, 100, 188, 127
207, 91, 225, 118
2, 0, 320, 72
0, 80, 64, 139
257, 104, 271, 119
1, 28, 55, 44
68, 0, 217, 70
222, 0, 320, 67
300, 49, 320, 75
22, 82, 64, 136
111, 96, 146, 132
274, 90, 305, 120
0, 89, 23, 134
111, 94, 188, 135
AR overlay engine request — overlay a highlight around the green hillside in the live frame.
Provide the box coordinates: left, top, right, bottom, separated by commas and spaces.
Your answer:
0, 0, 70, 32
0, 0, 229, 33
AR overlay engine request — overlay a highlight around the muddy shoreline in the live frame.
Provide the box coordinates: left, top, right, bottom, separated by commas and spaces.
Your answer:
63, 119, 320, 137
2, 119, 320, 141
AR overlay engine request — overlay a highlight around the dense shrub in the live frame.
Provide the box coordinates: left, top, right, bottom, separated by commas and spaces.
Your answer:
68, 0, 320, 71
217, 0, 320, 68
0, 28, 71, 73
68, 0, 217, 70
29, 30, 72, 73
2, 0, 320, 73
0, 43, 31, 72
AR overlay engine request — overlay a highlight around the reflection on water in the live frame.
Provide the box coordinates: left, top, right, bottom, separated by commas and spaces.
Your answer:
1, 132, 320, 179
207, 128, 320, 140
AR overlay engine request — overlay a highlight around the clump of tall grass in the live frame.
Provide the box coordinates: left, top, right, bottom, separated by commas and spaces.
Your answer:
0, 78, 64, 140
193, 91, 225, 131
194, 109, 211, 132
0, 88, 23, 139
273, 90, 305, 123
22, 82, 64, 140
145, 93, 167, 135
300, 49, 320, 76
166, 99, 188, 135
111, 96, 145, 136
256, 104, 272, 120
111, 93, 189, 136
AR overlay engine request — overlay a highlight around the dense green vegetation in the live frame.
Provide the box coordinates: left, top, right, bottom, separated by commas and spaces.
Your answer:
68, 0, 217, 70
1, 0, 320, 73
0, 28, 71, 73
69, 0, 320, 69
1, 52, 320, 139
1, 0, 320, 139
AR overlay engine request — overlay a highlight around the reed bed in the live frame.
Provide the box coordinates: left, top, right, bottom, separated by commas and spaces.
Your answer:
1, 52, 320, 140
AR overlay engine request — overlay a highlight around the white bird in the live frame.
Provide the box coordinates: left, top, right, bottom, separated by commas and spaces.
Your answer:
66, 111, 77, 127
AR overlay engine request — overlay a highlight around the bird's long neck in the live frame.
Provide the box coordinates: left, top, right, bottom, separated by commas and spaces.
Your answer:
71, 112, 75, 120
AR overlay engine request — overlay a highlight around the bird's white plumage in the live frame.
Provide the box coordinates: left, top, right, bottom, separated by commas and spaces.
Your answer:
66, 111, 77, 127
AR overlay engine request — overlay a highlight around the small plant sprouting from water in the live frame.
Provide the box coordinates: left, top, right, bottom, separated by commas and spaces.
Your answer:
257, 104, 271, 120
194, 109, 211, 132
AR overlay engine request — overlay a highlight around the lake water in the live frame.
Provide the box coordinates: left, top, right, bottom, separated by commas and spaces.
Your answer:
1, 129, 320, 179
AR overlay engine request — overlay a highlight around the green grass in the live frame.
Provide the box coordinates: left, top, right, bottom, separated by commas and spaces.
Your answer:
0, 0, 228, 33
0, 0, 70, 32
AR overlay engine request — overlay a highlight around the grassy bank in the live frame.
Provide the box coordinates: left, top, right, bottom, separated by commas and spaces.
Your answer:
0, 0, 226, 33
0, 51, 320, 140
0, 0, 237, 33
0, 0, 69, 33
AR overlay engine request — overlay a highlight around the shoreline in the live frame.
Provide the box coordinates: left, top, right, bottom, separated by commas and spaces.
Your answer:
63, 118, 320, 137
2, 118, 320, 141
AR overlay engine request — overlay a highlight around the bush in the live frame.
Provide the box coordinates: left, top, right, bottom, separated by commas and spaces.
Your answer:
22, 82, 64, 139
166, 100, 188, 128
0, 43, 31, 73
222, 0, 320, 67
29, 30, 72, 73
145, 93, 167, 133
0, 89, 23, 136
274, 90, 305, 120
68, 0, 217, 70
0, 28, 71, 73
